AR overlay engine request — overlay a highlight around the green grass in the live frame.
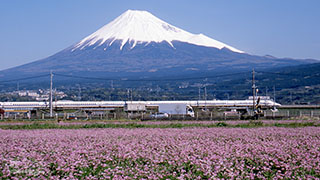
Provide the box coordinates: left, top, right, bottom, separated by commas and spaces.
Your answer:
0, 121, 319, 130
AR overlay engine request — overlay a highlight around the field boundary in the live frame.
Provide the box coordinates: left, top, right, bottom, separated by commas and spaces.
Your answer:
0, 120, 319, 129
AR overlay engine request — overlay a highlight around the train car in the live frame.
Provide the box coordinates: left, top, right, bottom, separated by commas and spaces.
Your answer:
0, 97, 280, 119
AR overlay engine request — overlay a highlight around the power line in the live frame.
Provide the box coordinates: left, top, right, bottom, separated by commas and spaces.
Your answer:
0, 74, 50, 83
256, 71, 318, 77
54, 71, 250, 82
1, 69, 316, 85
53, 73, 115, 81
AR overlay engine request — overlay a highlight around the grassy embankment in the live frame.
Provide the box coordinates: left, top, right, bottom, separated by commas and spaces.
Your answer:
0, 121, 318, 129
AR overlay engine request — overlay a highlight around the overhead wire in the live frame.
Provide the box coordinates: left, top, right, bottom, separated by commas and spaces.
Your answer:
53, 73, 115, 81
0, 70, 317, 84
0, 74, 50, 83
53, 71, 250, 82
256, 71, 319, 77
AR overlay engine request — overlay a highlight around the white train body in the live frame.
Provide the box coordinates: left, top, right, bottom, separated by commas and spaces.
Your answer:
0, 99, 280, 115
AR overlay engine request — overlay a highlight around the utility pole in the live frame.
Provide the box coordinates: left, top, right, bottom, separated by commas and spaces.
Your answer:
204, 85, 207, 110
265, 87, 268, 97
50, 71, 53, 118
252, 69, 256, 116
198, 86, 201, 101
127, 89, 130, 100
273, 86, 276, 105
204, 85, 207, 101
54, 88, 57, 107
110, 80, 114, 90
78, 85, 81, 101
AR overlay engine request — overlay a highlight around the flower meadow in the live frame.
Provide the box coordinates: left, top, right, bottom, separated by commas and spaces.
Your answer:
0, 127, 319, 179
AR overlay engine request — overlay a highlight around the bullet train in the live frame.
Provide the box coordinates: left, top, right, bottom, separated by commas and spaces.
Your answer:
0, 97, 280, 115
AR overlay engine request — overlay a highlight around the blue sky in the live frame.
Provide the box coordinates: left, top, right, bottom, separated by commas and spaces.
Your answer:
1, 0, 319, 70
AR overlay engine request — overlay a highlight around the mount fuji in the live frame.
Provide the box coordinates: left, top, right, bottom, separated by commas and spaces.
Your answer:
0, 10, 317, 79
72, 10, 243, 53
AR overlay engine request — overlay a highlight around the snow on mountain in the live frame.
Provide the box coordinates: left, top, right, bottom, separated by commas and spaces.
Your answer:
72, 10, 243, 53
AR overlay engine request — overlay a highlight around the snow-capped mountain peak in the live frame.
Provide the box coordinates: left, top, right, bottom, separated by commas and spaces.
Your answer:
73, 10, 243, 53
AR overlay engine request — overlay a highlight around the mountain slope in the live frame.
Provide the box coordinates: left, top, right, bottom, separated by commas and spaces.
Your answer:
0, 10, 317, 79
211, 62, 320, 104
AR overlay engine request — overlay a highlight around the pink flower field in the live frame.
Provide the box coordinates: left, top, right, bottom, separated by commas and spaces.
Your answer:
0, 127, 319, 179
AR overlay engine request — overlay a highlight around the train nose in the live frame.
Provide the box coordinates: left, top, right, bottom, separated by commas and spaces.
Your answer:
266, 100, 281, 107
275, 102, 281, 107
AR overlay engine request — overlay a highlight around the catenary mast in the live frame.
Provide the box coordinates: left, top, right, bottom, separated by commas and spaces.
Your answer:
50, 71, 53, 117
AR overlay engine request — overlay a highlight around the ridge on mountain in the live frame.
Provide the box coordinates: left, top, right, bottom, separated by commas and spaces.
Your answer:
72, 10, 243, 53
